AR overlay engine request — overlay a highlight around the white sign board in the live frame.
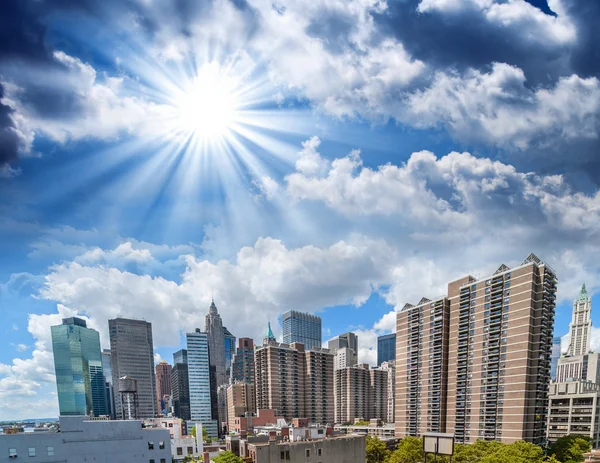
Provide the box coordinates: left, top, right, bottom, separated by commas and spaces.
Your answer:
422, 433, 454, 456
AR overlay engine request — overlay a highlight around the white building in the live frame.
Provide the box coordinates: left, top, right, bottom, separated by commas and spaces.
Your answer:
142, 418, 201, 462
0, 416, 171, 463
380, 361, 395, 423
333, 347, 357, 371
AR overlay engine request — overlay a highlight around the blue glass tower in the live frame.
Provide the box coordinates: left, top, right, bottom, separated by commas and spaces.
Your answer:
281, 310, 322, 350
550, 336, 562, 381
51, 317, 106, 416
377, 333, 396, 366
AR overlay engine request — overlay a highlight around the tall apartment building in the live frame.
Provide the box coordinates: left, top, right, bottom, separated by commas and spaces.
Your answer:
186, 329, 217, 437
226, 383, 257, 430
446, 254, 556, 445
255, 336, 334, 423
171, 361, 190, 420
333, 364, 388, 424
333, 348, 356, 370
109, 318, 157, 419
380, 361, 395, 423
155, 361, 172, 414
556, 285, 597, 383
547, 380, 600, 448
51, 317, 106, 417
396, 297, 450, 436
231, 338, 255, 384
101, 349, 115, 418
205, 300, 227, 426
329, 333, 358, 369
377, 334, 396, 366
282, 311, 322, 350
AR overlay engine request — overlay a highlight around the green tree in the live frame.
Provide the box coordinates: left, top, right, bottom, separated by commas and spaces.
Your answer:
479, 441, 544, 463
387, 437, 423, 463
453, 440, 503, 463
548, 435, 592, 463
355, 420, 371, 426
366, 435, 390, 463
212, 451, 244, 463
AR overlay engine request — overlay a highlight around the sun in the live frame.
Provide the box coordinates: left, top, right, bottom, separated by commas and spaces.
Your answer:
173, 63, 240, 140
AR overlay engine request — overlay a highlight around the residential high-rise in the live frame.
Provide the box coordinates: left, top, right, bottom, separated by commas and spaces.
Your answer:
226, 383, 256, 431
223, 327, 236, 379
171, 361, 190, 420
155, 361, 172, 414
231, 338, 255, 384
173, 349, 188, 365
51, 317, 106, 417
333, 347, 357, 370
556, 285, 596, 383
333, 364, 388, 424
109, 318, 157, 419
329, 332, 358, 369
101, 349, 115, 418
205, 300, 227, 426
446, 254, 556, 445
380, 360, 396, 423
377, 333, 396, 366
396, 297, 450, 436
186, 329, 218, 437
550, 337, 561, 381
254, 332, 334, 423
281, 311, 322, 350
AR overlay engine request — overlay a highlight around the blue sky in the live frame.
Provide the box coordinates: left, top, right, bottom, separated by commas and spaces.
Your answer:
1, 0, 600, 420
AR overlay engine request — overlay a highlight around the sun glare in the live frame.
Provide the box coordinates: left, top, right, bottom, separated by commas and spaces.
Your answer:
173, 63, 240, 140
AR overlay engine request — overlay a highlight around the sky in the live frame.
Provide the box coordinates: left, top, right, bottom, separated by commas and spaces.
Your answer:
1, 0, 600, 421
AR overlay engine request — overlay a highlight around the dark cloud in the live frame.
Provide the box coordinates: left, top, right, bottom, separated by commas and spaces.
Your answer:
564, 0, 600, 77
0, 83, 22, 167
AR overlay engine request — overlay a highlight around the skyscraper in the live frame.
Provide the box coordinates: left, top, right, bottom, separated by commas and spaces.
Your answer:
281, 310, 322, 350
186, 329, 218, 437
446, 254, 556, 445
171, 349, 189, 420
155, 361, 172, 414
101, 349, 115, 418
223, 327, 236, 380
328, 332, 358, 353
51, 317, 106, 417
205, 300, 227, 426
328, 332, 358, 369
377, 333, 396, 366
108, 317, 157, 419
396, 297, 450, 436
550, 337, 561, 381
380, 360, 396, 423
231, 338, 255, 384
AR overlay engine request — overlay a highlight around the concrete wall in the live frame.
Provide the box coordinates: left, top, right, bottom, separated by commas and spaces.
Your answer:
250, 435, 365, 463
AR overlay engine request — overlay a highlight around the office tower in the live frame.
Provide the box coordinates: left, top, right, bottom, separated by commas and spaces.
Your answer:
377, 333, 396, 366
550, 337, 561, 381
329, 332, 358, 369
395, 297, 450, 436
231, 338, 255, 384
173, 349, 188, 365
305, 349, 335, 424
223, 327, 236, 379
226, 383, 256, 431
446, 254, 556, 445
333, 364, 388, 423
380, 361, 396, 423
254, 331, 334, 423
171, 361, 190, 420
119, 375, 139, 420
155, 361, 172, 414
101, 349, 115, 419
109, 317, 157, 419
205, 300, 227, 426
281, 311, 322, 350
51, 317, 106, 417
556, 285, 597, 383
186, 329, 218, 437
333, 347, 357, 370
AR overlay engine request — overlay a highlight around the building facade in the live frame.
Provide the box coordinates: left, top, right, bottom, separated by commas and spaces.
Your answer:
551, 337, 562, 381
333, 347, 357, 371
305, 349, 335, 424
205, 300, 227, 426
224, 327, 236, 379
281, 311, 322, 350
101, 349, 115, 419
173, 349, 188, 365
231, 338, 255, 384
0, 416, 171, 463
446, 254, 557, 445
186, 329, 217, 437
547, 380, 600, 448
377, 334, 396, 366
171, 362, 191, 420
334, 364, 388, 424
396, 297, 450, 437
109, 318, 157, 419
155, 361, 172, 415
380, 361, 396, 424
226, 383, 257, 430
51, 317, 106, 417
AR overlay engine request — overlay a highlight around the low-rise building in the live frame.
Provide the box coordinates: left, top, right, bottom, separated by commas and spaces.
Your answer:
0, 416, 171, 463
142, 417, 200, 462
547, 381, 600, 448
334, 422, 396, 439
230, 409, 286, 436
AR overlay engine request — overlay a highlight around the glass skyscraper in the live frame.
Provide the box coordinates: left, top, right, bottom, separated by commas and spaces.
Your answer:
186, 329, 217, 437
550, 336, 562, 381
281, 310, 322, 350
377, 333, 396, 366
101, 349, 115, 418
223, 327, 236, 379
51, 317, 106, 416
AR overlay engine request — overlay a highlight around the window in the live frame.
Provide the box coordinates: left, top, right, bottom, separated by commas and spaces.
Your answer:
160, 459, 166, 463
187, 447, 193, 455
9, 449, 17, 459
148, 442, 154, 450
150, 460, 155, 463
28, 448, 36, 457
47, 447, 54, 457
285, 450, 291, 460
318, 449, 322, 456
177, 448, 183, 456
281, 451, 286, 460
306, 449, 310, 457
159, 442, 165, 450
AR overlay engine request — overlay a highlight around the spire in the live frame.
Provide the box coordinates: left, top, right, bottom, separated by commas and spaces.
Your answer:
579, 283, 589, 301
209, 299, 218, 315
264, 321, 276, 344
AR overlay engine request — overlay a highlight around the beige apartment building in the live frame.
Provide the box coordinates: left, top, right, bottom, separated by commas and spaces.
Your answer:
334, 364, 388, 424
254, 340, 334, 423
446, 254, 556, 445
227, 383, 256, 431
395, 296, 450, 437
